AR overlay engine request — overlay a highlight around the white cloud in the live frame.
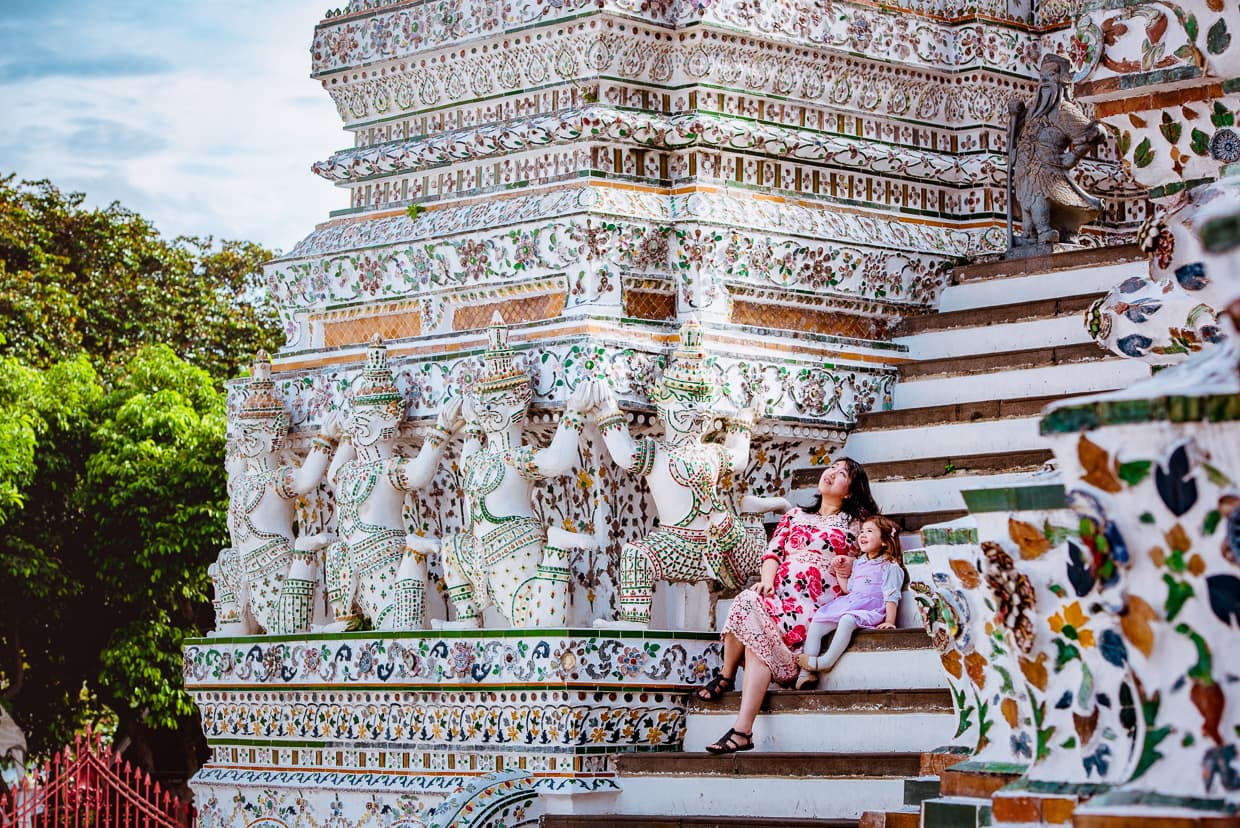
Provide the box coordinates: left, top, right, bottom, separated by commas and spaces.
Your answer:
0, 1, 345, 253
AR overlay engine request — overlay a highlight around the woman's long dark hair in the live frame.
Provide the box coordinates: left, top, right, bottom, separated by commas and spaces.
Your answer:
806, 457, 879, 519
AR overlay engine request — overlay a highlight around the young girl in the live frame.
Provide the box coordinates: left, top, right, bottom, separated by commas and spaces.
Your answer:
794, 514, 904, 690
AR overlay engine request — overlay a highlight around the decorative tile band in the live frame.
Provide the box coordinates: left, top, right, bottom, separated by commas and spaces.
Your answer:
920, 526, 980, 546
194, 689, 692, 751
183, 630, 721, 689
1040, 394, 1240, 435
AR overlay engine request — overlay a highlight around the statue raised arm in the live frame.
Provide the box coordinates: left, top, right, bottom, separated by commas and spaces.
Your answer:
592, 322, 765, 628
322, 336, 462, 631
440, 313, 597, 628
224, 351, 338, 635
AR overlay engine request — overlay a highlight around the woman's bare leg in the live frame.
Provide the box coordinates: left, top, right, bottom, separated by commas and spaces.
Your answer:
721, 632, 743, 678
731, 646, 771, 735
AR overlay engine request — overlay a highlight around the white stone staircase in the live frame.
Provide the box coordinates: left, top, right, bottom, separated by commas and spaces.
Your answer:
539, 629, 952, 825
842, 246, 1152, 533
540, 248, 1160, 828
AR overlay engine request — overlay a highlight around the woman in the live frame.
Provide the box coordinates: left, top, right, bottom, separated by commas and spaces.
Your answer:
696, 458, 878, 754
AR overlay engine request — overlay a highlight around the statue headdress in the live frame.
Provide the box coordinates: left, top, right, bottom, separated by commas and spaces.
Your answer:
352, 335, 403, 411
652, 322, 716, 404
237, 351, 290, 448
474, 312, 532, 405
239, 351, 287, 423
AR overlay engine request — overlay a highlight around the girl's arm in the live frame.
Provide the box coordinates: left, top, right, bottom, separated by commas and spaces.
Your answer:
836, 574, 849, 594
877, 601, 897, 630
877, 561, 902, 629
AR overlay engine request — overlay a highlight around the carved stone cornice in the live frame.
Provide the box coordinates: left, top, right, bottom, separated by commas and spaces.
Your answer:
313, 2, 1043, 79
322, 15, 1036, 129
314, 105, 1009, 188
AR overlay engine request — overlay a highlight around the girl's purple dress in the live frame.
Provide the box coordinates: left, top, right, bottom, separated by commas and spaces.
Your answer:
811, 556, 902, 628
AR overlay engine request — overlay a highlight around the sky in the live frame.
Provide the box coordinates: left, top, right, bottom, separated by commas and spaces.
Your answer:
0, 0, 346, 254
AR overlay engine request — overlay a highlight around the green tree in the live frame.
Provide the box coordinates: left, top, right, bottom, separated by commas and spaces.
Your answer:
0, 174, 281, 376
0, 174, 283, 787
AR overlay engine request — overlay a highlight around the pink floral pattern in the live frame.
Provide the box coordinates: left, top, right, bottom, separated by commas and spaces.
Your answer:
723, 508, 859, 684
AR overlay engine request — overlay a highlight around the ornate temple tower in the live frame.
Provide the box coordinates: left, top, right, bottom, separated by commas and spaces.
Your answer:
185, 1, 1225, 825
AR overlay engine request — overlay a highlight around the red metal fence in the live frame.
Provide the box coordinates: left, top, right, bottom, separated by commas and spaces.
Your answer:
0, 729, 193, 827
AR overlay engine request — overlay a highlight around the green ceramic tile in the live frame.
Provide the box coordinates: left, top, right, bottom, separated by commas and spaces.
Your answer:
962, 484, 1064, 513
923, 799, 980, 828
904, 777, 941, 806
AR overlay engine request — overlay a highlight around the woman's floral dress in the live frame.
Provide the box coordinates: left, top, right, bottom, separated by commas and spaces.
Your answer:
722, 508, 859, 684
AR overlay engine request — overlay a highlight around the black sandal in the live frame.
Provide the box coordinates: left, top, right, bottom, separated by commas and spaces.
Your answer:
705, 728, 754, 754
695, 672, 735, 702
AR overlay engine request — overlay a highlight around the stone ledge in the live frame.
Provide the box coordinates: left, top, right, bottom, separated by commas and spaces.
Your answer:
543, 817, 858, 828
616, 751, 922, 778
863, 449, 1054, 482
855, 393, 1072, 430
897, 342, 1107, 380
951, 244, 1144, 284
892, 293, 1104, 337
687, 688, 952, 715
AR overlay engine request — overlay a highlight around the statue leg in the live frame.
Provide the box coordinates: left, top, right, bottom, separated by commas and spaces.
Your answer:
493, 540, 545, 628
393, 536, 436, 631
209, 547, 251, 636
274, 550, 317, 635
510, 527, 595, 627
324, 540, 359, 627
1031, 197, 1059, 245
243, 540, 294, 634
441, 532, 483, 627
618, 541, 658, 624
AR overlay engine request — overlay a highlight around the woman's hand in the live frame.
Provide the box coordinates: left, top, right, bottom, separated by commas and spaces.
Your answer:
827, 554, 853, 579
756, 580, 775, 596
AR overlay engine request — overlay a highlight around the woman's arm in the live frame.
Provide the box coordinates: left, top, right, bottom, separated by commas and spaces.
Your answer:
756, 557, 778, 596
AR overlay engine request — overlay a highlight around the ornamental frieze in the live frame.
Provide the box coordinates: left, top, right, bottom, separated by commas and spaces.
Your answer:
323, 19, 1036, 129
312, 3, 1043, 80
314, 106, 1011, 188
277, 186, 997, 265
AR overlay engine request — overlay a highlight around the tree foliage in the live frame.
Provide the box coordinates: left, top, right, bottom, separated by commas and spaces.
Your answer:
0, 174, 282, 783
0, 174, 281, 376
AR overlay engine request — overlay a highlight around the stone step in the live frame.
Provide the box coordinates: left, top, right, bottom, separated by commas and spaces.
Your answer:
688, 688, 952, 715
871, 471, 1044, 519
856, 393, 1068, 430
863, 449, 1053, 483
949, 244, 1144, 285
553, 771, 909, 822
684, 689, 955, 754
707, 629, 944, 693
896, 342, 1105, 381
847, 416, 1045, 466
937, 263, 1141, 316
542, 817, 856, 828
617, 751, 923, 779
891, 357, 1151, 409
895, 305, 1099, 361
893, 292, 1103, 337
890, 509, 968, 532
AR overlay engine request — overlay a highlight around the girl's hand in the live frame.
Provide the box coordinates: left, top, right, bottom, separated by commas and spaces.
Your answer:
827, 555, 854, 579
877, 622, 896, 630
756, 580, 775, 596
